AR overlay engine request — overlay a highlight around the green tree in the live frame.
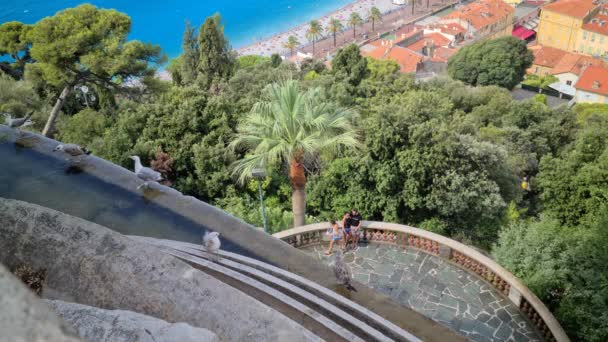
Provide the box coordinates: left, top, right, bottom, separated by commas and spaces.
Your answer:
229, 80, 360, 227
447, 36, 533, 89
327, 18, 344, 48
283, 35, 299, 56
237, 55, 270, 69
0, 21, 31, 78
180, 21, 199, 85
368, 7, 382, 32
306, 20, 323, 55
197, 14, 235, 88
332, 44, 368, 87
56, 108, 109, 149
348, 12, 363, 39
270, 53, 282, 67
23, 4, 163, 137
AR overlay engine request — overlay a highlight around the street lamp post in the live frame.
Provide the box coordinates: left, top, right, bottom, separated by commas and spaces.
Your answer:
252, 169, 269, 233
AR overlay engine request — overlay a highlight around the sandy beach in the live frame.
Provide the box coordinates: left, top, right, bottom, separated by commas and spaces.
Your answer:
236, 0, 400, 56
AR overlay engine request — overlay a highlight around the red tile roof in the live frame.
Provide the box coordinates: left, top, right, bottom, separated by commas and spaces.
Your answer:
443, 0, 514, 31
361, 45, 424, 73
542, 0, 597, 19
529, 45, 568, 68
430, 46, 459, 63
405, 33, 452, 52
575, 65, 608, 95
582, 11, 608, 36
552, 53, 604, 75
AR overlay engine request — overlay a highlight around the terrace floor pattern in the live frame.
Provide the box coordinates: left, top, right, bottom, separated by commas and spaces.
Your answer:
303, 243, 541, 342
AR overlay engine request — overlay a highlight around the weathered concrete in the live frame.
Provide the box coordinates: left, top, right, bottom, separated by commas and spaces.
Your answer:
0, 263, 81, 342
0, 198, 318, 341
45, 300, 218, 342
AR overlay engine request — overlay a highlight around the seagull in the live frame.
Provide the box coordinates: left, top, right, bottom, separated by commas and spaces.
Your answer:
53, 143, 91, 156
130, 155, 162, 189
3, 112, 34, 134
333, 251, 357, 292
203, 231, 221, 261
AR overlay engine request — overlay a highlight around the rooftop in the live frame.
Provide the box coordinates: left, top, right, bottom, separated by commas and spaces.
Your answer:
362, 44, 424, 73
443, 0, 514, 30
575, 65, 608, 95
541, 0, 598, 19
582, 9, 608, 35
529, 45, 568, 68
406, 33, 452, 52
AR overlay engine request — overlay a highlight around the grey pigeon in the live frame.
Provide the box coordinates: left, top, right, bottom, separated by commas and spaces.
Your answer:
3, 111, 33, 128
333, 251, 356, 292
203, 231, 221, 261
130, 155, 162, 189
53, 143, 91, 156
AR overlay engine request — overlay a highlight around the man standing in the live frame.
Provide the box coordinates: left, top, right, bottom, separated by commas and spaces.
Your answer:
341, 212, 352, 250
350, 209, 363, 248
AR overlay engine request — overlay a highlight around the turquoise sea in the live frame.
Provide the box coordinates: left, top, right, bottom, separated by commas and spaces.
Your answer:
1, 0, 352, 58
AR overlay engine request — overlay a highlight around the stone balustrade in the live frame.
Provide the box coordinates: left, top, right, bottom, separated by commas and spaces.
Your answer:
274, 221, 570, 342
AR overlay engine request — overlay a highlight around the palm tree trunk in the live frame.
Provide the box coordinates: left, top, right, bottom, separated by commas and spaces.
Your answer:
426, 0, 429, 8
312, 40, 315, 55
42, 85, 71, 137
290, 158, 306, 227
411, 1, 415, 15
333, 32, 336, 47
372, 19, 375, 32
353, 27, 356, 39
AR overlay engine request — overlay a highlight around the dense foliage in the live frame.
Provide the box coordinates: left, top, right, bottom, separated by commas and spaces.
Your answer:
448, 36, 533, 89
1, 6, 606, 337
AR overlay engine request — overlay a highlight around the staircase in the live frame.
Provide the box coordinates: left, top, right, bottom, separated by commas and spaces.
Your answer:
130, 236, 421, 342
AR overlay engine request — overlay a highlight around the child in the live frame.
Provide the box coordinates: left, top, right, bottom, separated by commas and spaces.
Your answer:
325, 220, 341, 255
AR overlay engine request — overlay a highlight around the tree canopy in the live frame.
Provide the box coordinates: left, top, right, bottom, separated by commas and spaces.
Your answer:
447, 36, 533, 89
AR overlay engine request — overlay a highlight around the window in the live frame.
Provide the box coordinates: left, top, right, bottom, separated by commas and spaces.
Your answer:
601, 36, 605, 43
588, 46, 593, 54
592, 33, 596, 42
597, 47, 602, 55
567, 80, 573, 85
583, 31, 588, 40
535, 66, 539, 73
581, 44, 586, 52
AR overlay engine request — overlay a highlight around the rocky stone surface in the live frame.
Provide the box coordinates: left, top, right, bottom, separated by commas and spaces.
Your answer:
0, 198, 318, 341
0, 263, 81, 342
305, 244, 541, 342
46, 300, 218, 342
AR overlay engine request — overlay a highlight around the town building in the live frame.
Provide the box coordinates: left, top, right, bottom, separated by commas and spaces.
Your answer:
575, 65, 608, 102
537, 0, 608, 56
441, 0, 515, 40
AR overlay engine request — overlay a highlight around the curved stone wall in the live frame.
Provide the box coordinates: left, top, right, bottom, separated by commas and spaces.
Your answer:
274, 222, 570, 342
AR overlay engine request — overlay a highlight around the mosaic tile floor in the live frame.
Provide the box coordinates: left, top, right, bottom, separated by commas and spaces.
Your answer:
303, 243, 541, 342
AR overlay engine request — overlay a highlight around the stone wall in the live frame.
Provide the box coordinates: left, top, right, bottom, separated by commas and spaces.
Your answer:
0, 198, 317, 342
0, 263, 81, 342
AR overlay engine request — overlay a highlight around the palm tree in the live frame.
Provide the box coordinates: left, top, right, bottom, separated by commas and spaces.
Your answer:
306, 20, 323, 55
369, 7, 382, 32
283, 35, 299, 56
348, 12, 364, 39
327, 18, 344, 47
229, 80, 360, 227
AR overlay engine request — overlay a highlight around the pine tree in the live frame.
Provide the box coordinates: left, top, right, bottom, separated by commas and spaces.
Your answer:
197, 14, 235, 89
180, 21, 199, 85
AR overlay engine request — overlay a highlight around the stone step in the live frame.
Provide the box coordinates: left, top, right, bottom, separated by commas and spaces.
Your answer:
132, 236, 421, 342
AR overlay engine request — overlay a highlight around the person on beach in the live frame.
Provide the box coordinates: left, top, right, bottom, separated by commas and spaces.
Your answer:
342, 211, 352, 250
350, 209, 363, 248
325, 220, 342, 255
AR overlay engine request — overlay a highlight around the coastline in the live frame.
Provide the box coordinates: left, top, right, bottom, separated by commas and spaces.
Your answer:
236, 0, 400, 56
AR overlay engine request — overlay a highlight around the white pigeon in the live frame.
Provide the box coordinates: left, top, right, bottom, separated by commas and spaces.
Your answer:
3, 112, 34, 129
203, 231, 221, 261
53, 143, 91, 156
130, 155, 162, 189
333, 251, 357, 292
